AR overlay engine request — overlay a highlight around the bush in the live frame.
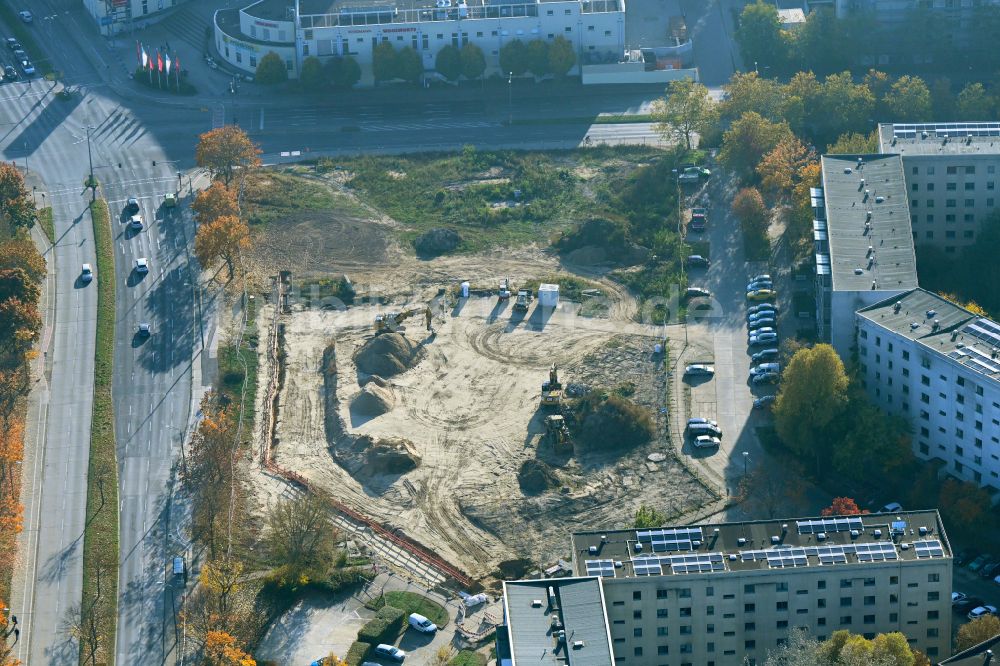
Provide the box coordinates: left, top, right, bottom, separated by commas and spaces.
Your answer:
367, 591, 450, 628
357, 605, 406, 644
256, 51, 288, 84
345, 641, 372, 666
132, 67, 197, 95
572, 392, 654, 450
327, 56, 361, 89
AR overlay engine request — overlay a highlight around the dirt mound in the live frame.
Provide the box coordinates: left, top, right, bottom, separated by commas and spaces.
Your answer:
360, 374, 390, 388
354, 333, 423, 377
517, 459, 560, 494
355, 435, 421, 474
414, 228, 461, 257
351, 383, 395, 416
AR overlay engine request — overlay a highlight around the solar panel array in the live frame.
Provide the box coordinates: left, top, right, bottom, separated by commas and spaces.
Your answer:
739, 542, 899, 568
584, 559, 616, 577
891, 122, 1000, 139
766, 548, 809, 568
635, 527, 704, 552
855, 542, 899, 562
913, 540, 946, 559
632, 553, 726, 576
796, 517, 864, 535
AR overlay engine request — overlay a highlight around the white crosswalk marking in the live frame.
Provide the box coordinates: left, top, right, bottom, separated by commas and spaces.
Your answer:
360, 119, 496, 132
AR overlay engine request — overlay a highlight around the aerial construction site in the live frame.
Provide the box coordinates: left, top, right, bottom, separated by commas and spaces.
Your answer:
249, 258, 715, 586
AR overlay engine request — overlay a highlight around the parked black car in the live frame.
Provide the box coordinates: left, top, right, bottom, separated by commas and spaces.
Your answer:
955, 548, 978, 566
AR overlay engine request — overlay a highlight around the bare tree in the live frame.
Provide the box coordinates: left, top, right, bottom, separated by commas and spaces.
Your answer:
264, 492, 341, 580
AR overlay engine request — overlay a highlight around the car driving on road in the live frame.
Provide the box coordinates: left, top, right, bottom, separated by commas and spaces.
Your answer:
81, 264, 93, 283
135, 257, 149, 273
18, 10, 33, 23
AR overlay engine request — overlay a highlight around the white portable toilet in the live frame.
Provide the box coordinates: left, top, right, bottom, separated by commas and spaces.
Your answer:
460, 281, 470, 298
538, 283, 559, 308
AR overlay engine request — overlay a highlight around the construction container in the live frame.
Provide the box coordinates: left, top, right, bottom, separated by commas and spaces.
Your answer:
460, 281, 470, 298
538, 283, 559, 308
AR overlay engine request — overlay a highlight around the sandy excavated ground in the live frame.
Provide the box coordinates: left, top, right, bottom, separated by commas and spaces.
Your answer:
255, 262, 714, 580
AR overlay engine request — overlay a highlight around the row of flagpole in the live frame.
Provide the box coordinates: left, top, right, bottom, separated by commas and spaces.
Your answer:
136, 41, 181, 91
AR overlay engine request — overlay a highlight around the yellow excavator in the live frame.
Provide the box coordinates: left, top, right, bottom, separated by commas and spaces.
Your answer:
374, 307, 432, 335
545, 414, 572, 453
540, 364, 563, 408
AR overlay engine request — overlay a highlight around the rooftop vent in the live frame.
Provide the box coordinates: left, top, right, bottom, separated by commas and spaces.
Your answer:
782, 523, 788, 531
614, 560, 623, 568
858, 157, 864, 164
588, 545, 598, 555
866, 210, 872, 220
572, 640, 585, 649
874, 529, 883, 538
531, 599, 543, 607
850, 529, 860, 538
900, 543, 910, 550
871, 280, 877, 290
844, 167, 853, 174
729, 553, 738, 561
854, 268, 863, 275
693, 540, 702, 548
817, 532, 827, 541
771, 536, 780, 544
868, 245, 874, 255
875, 196, 885, 203
926, 309, 937, 318
601, 534, 607, 541
919, 526, 928, 536
893, 302, 902, 313
737, 537, 747, 546
910, 322, 920, 330
921, 131, 928, 139
634, 543, 642, 552
933, 319, 940, 330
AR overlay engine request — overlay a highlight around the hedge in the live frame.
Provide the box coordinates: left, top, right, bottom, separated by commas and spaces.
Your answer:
345, 641, 372, 666
357, 605, 405, 644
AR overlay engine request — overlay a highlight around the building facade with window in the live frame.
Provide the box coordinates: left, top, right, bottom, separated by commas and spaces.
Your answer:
856, 289, 1000, 490
877, 122, 1000, 252
813, 154, 919, 356
84, 0, 190, 35
214, 0, 624, 82
497, 512, 953, 665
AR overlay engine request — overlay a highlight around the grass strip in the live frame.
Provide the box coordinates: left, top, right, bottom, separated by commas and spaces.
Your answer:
0, 7, 55, 77
37, 206, 53, 244
80, 199, 119, 665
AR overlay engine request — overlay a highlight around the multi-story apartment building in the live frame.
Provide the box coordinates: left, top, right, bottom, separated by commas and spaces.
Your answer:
214, 0, 624, 81
878, 122, 1000, 252
856, 289, 1000, 490
813, 154, 919, 357
499, 511, 953, 665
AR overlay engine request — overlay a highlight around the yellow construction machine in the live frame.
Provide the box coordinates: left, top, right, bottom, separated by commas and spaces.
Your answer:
544, 414, 572, 453
540, 364, 563, 408
374, 307, 432, 334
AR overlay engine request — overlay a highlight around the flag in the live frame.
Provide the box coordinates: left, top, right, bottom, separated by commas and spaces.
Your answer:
165, 53, 171, 75
135, 41, 141, 67
157, 51, 163, 73
140, 45, 148, 69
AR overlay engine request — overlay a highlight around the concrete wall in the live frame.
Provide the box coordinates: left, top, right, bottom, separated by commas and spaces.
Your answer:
215, 12, 298, 77
84, 0, 189, 34
581, 63, 697, 85
830, 289, 905, 359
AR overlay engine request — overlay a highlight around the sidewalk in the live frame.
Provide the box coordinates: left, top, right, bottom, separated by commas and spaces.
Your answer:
8, 201, 56, 655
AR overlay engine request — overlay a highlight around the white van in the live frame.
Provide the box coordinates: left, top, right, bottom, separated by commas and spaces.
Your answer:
408, 612, 437, 633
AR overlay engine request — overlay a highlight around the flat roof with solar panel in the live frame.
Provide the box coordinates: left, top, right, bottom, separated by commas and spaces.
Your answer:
878, 122, 1000, 156
857, 289, 1000, 383
571, 510, 950, 579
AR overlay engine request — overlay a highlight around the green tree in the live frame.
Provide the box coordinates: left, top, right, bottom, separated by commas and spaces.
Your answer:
773, 344, 849, 466
957, 615, 1000, 651
870, 632, 916, 666
930, 77, 955, 119
956, 82, 995, 120
434, 44, 462, 81
326, 56, 361, 89
718, 111, 793, 182
265, 493, 341, 585
826, 132, 877, 154
547, 36, 575, 76
633, 504, 665, 528
653, 78, 717, 150
525, 39, 550, 77
884, 75, 932, 122
731, 187, 769, 237
794, 7, 853, 76
0, 164, 36, 231
460, 43, 486, 80
721, 71, 787, 124
499, 39, 528, 76
299, 56, 325, 90
396, 46, 423, 84
815, 72, 875, 147
735, 1, 788, 75
255, 51, 288, 85
373, 41, 398, 82
830, 396, 912, 492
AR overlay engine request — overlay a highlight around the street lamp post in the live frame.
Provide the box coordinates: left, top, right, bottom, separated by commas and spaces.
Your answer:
85, 126, 95, 202
671, 168, 688, 345
507, 71, 513, 127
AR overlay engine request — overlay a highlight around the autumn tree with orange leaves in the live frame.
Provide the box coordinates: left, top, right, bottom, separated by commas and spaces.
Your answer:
821, 497, 868, 517
192, 182, 240, 226
194, 215, 250, 280
195, 126, 261, 188
205, 631, 256, 666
